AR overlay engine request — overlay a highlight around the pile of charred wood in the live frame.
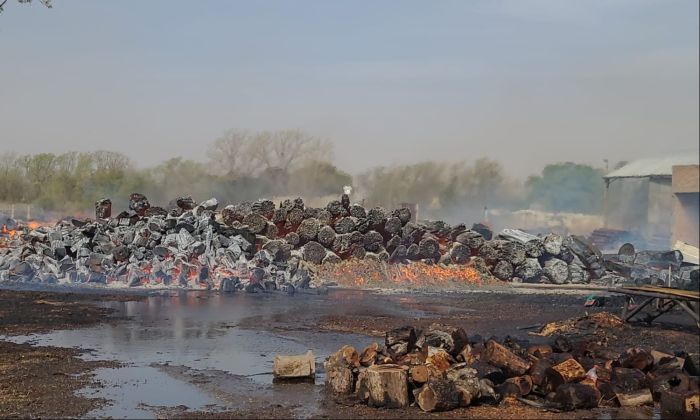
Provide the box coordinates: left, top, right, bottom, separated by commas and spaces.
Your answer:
325, 317, 700, 417
0, 192, 697, 290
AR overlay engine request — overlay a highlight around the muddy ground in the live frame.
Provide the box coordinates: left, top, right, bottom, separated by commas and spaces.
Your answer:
0, 286, 697, 418
0, 289, 143, 418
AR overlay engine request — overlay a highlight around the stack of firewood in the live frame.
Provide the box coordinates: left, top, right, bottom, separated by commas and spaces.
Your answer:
325, 317, 700, 416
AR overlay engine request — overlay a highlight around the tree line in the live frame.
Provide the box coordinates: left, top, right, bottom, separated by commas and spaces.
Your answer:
0, 129, 606, 217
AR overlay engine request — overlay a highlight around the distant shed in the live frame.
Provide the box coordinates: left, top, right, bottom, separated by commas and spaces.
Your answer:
603, 155, 699, 248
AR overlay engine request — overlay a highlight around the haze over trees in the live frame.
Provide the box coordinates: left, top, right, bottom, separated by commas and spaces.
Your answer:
0, 129, 608, 218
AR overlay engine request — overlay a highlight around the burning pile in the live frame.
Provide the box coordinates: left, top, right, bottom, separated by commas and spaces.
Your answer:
0, 192, 697, 290
325, 315, 700, 416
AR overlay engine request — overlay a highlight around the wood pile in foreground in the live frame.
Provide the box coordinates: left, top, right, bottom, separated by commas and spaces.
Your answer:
325, 313, 700, 417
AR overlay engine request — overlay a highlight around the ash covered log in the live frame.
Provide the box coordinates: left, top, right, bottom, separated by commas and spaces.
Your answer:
660, 390, 700, 419
492, 260, 514, 280
384, 217, 402, 236
322, 251, 341, 264
272, 208, 287, 224
543, 233, 563, 256
515, 258, 544, 283
450, 243, 470, 264
317, 225, 336, 247
525, 239, 545, 258
251, 199, 275, 219
367, 207, 388, 230
386, 326, 416, 358
334, 216, 357, 234
493, 240, 526, 266
455, 230, 484, 252
297, 218, 320, 244
392, 207, 412, 225
285, 208, 304, 230
129, 193, 150, 216
471, 223, 492, 240
358, 364, 409, 408
418, 236, 440, 260
542, 257, 569, 284
317, 209, 332, 226
417, 323, 468, 357
416, 378, 461, 412
390, 245, 408, 262
285, 231, 300, 247
363, 230, 384, 252
326, 200, 348, 218
95, 198, 112, 219
302, 241, 326, 264
242, 213, 267, 234
349, 204, 367, 219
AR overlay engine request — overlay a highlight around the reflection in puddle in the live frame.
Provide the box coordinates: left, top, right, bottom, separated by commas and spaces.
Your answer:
4, 291, 373, 418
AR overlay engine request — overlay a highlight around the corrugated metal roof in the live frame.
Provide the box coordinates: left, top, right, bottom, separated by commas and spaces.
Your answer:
604, 155, 699, 179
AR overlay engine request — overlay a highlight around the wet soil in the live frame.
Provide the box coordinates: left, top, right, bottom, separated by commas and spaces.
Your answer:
0, 287, 697, 418
0, 289, 144, 418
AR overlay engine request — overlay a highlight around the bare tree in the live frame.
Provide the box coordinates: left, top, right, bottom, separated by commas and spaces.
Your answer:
0, 0, 52, 13
207, 129, 254, 177
208, 129, 334, 178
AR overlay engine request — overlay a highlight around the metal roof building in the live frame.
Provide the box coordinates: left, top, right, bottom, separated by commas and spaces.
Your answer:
603, 155, 699, 249
604, 155, 699, 179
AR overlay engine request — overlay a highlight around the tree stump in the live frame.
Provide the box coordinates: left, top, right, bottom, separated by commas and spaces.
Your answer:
358, 364, 409, 408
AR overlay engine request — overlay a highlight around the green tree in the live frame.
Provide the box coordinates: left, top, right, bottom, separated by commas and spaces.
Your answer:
525, 162, 604, 214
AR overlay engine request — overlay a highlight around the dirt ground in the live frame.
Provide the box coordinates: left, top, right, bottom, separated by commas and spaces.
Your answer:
0, 289, 143, 418
0, 287, 697, 418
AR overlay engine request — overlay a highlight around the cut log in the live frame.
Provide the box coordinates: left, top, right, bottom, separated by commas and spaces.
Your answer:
685, 353, 700, 376
555, 383, 601, 410
325, 345, 359, 394
362, 364, 410, 408
613, 367, 649, 392
651, 350, 686, 372
468, 359, 506, 384
552, 335, 572, 353
445, 363, 480, 406
505, 375, 533, 396
273, 350, 315, 380
528, 358, 552, 387
660, 390, 700, 419
616, 388, 653, 407
410, 364, 430, 385
545, 358, 586, 391
483, 339, 531, 376
426, 347, 455, 374
527, 344, 553, 359
652, 372, 690, 400
492, 260, 514, 280
360, 342, 379, 367
416, 378, 461, 412
621, 348, 654, 371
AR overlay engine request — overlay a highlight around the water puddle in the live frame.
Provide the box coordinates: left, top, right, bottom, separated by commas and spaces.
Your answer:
4, 291, 374, 418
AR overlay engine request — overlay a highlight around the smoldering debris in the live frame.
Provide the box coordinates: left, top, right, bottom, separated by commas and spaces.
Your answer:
0, 193, 697, 291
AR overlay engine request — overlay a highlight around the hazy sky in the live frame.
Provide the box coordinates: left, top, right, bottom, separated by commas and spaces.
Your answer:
1, 0, 698, 176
